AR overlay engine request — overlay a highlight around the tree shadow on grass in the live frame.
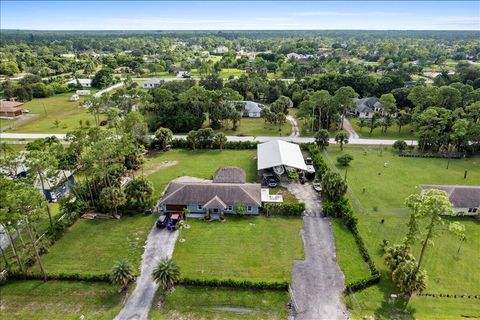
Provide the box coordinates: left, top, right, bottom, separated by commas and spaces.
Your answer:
373, 271, 416, 320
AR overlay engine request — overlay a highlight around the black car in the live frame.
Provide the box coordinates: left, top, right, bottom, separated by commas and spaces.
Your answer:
156, 214, 169, 229
263, 174, 278, 187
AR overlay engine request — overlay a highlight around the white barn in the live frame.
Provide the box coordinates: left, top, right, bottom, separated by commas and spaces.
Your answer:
66, 79, 92, 87
142, 78, 164, 89
257, 140, 307, 176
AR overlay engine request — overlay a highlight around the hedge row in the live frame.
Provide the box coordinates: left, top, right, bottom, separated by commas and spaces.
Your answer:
263, 202, 305, 216
417, 293, 480, 299
170, 139, 259, 150
9, 271, 110, 282
306, 144, 380, 293
179, 277, 289, 290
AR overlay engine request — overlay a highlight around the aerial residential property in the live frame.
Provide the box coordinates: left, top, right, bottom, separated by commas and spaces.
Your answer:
0, 1, 479, 320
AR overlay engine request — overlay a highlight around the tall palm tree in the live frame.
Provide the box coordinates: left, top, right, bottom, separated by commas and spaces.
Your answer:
152, 258, 180, 291
110, 260, 135, 292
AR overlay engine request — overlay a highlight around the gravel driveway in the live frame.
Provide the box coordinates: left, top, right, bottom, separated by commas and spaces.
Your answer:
287, 182, 348, 320
114, 223, 178, 320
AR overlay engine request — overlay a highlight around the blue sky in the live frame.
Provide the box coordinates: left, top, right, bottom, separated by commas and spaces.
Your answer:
1, 1, 479, 30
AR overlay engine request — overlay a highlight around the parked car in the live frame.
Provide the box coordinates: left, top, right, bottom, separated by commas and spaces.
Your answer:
144, 208, 153, 215
263, 173, 278, 187
305, 157, 313, 165
312, 180, 322, 192
156, 214, 169, 229
167, 213, 181, 231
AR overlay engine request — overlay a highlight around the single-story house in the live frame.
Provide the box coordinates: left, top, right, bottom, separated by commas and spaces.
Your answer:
232, 101, 265, 118
257, 140, 307, 176
353, 97, 397, 119
142, 78, 164, 89
215, 46, 229, 54
421, 185, 480, 216
0, 100, 24, 118
173, 68, 188, 77
35, 170, 76, 202
158, 167, 262, 218
69, 94, 80, 102
76, 90, 91, 96
114, 66, 132, 73
66, 79, 92, 87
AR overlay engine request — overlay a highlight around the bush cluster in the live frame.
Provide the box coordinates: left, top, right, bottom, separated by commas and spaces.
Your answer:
263, 202, 305, 216
179, 277, 288, 290
9, 271, 110, 282
170, 139, 258, 150
304, 144, 329, 178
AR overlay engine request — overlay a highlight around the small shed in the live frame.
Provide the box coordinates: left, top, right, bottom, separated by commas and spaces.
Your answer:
76, 90, 91, 96
69, 94, 80, 102
0, 100, 24, 118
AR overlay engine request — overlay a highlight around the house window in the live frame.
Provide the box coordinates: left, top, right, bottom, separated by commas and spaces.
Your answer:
197, 204, 203, 210
473, 208, 478, 213
468, 208, 473, 213
228, 205, 233, 211
247, 205, 252, 212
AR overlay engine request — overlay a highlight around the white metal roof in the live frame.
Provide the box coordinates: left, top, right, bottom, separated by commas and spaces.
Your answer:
257, 140, 307, 171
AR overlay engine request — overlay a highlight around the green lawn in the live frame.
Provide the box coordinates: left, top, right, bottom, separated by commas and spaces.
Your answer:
150, 286, 289, 320
326, 145, 480, 209
144, 149, 258, 197
325, 144, 480, 319
350, 118, 417, 140
6, 93, 100, 133
0, 280, 122, 320
216, 118, 291, 137
331, 219, 371, 284
31, 214, 156, 276
173, 216, 304, 282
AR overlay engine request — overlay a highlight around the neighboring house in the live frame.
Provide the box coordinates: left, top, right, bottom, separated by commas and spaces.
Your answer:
173, 68, 188, 77
421, 185, 480, 216
59, 53, 76, 58
287, 53, 313, 60
158, 167, 262, 218
232, 101, 265, 118
142, 78, 164, 89
215, 46, 229, 54
353, 97, 397, 119
69, 94, 80, 102
66, 78, 92, 87
0, 99, 24, 118
35, 170, 76, 202
257, 140, 308, 176
114, 66, 132, 73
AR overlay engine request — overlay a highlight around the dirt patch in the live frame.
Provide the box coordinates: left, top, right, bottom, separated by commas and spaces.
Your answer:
144, 160, 178, 176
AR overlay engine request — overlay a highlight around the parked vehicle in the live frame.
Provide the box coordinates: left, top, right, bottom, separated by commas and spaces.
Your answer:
263, 173, 278, 187
313, 180, 322, 192
156, 214, 169, 229
305, 157, 313, 165
167, 213, 181, 231
144, 208, 153, 215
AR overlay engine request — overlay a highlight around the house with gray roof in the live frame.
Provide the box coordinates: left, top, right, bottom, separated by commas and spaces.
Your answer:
159, 167, 261, 218
353, 97, 397, 119
233, 101, 265, 118
421, 185, 480, 216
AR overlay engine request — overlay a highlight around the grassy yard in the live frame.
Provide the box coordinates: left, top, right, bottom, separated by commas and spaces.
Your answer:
31, 214, 156, 276
325, 144, 480, 319
326, 144, 480, 209
5, 93, 101, 133
216, 118, 291, 137
173, 216, 304, 282
144, 149, 258, 197
331, 219, 371, 284
350, 118, 417, 140
0, 280, 122, 320
150, 286, 289, 320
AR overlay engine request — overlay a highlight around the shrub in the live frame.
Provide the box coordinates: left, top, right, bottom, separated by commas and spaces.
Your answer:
179, 277, 288, 290
263, 202, 305, 216
336, 153, 354, 167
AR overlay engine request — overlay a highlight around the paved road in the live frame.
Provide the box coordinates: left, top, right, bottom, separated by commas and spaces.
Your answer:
0, 132, 418, 146
287, 182, 348, 320
287, 115, 300, 137
114, 224, 178, 320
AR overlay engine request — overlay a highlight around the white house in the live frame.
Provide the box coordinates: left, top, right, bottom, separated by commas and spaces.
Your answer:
174, 68, 188, 77
66, 79, 92, 87
142, 78, 164, 89
215, 46, 229, 54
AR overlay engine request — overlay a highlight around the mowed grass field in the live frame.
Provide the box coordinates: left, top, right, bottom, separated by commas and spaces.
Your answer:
150, 286, 289, 320
173, 217, 304, 282
326, 144, 480, 209
6, 92, 101, 133
31, 214, 156, 276
325, 144, 480, 319
144, 149, 258, 196
0, 280, 122, 320
350, 118, 417, 140
217, 118, 291, 137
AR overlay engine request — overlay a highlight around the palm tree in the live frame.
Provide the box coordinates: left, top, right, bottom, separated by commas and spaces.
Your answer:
214, 132, 227, 151
152, 258, 180, 291
110, 260, 135, 292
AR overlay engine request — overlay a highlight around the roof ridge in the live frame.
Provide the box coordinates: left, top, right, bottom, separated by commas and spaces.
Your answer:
239, 185, 262, 206
159, 183, 187, 204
